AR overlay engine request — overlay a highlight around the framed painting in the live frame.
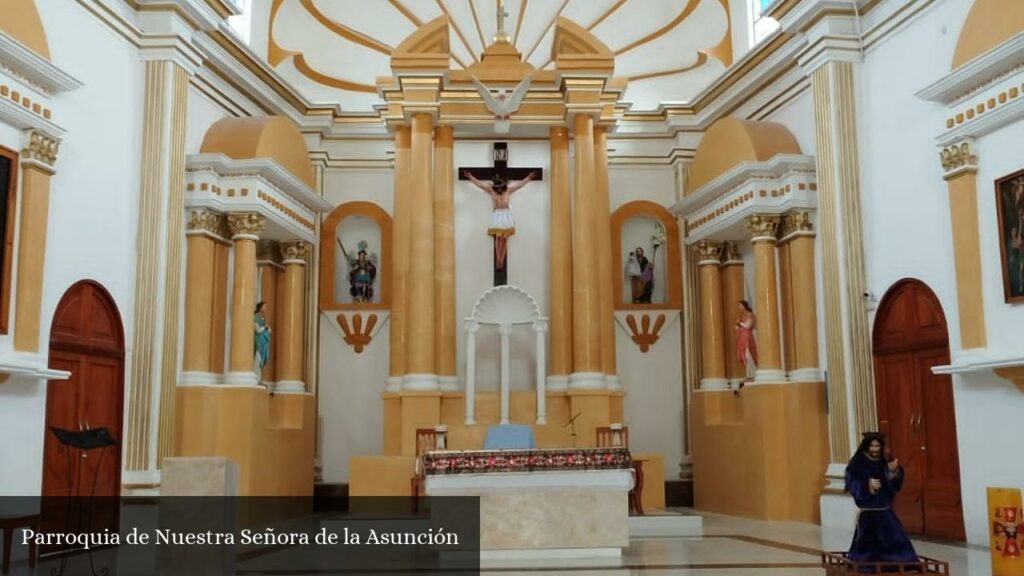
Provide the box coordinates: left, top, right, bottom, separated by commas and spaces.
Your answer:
995, 169, 1024, 303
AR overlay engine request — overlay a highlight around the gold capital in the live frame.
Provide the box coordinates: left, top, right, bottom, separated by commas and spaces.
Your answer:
746, 214, 781, 242
280, 240, 311, 263
780, 211, 814, 240
22, 130, 59, 167
187, 208, 227, 238
696, 241, 723, 264
227, 212, 266, 238
257, 240, 281, 262
939, 140, 977, 177
722, 241, 742, 263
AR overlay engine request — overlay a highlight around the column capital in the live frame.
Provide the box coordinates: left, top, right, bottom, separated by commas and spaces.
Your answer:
532, 319, 549, 333
780, 211, 815, 241
498, 324, 514, 336
722, 242, 742, 265
696, 241, 723, 266
227, 212, 265, 240
280, 240, 311, 264
464, 319, 479, 333
940, 139, 978, 180
21, 129, 59, 173
747, 214, 781, 243
187, 208, 228, 239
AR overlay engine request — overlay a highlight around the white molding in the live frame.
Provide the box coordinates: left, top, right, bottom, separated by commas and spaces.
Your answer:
274, 380, 305, 393
753, 368, 788, 383
136, 0, 233, 31
932, 350, 1024, 376
0, 32, 84, 95
0, 99, 63, 141
402, 373, 439, 391
469, 285, 542, 325
699, 378, 730, 390
186, 154, 330, 212
545, 375, 568, 391
788, 367, 825, 382
223, 371, 260, 387
438, 376, 459, 392
0, 358, 71, 382
568, 372, 606, 390
936, 90, 1024, 146
179, 371, 221, 385
917, 33, 1024, 105
385, 376, 403, 392
675, 154, 817, 213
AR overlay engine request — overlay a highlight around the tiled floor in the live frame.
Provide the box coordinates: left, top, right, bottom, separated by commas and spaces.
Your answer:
481, 510, 990, 575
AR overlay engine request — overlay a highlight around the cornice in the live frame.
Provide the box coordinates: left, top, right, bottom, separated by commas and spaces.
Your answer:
0, 31, 84, 95
673, 154, 817, 214
0, 95, 64, 140
185, 153, 332, 213
135, 0, 233, 31
917, 32, 1024, 105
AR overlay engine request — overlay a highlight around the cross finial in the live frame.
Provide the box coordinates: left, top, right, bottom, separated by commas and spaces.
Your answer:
494, 0, 511, 43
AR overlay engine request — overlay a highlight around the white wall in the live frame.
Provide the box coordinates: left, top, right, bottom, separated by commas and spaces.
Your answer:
854, 0, 1012, 546
0, 0, 146, 495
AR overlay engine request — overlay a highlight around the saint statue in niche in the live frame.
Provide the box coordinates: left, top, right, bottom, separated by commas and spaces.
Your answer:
339, 239, 377, 303
625, 223, 665, 304
735, 300, 758, 381
254, 301, 271, 377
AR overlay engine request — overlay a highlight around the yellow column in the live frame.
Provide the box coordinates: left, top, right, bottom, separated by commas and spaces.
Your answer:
404, 113, 436, 389
13, 132, 56, 352
227, 213, 265, 383
570, 114, 602, 388
388, 126, 412, 391
782, 212, 821, 381
593, 125, 617, 388
276, 241, 309, 392
548, 126, 573, 390
940, 141, 986, 349
182, 209, 221, 373
719, 243, 746, 385
257, 248, 279, 383
696, 242, 727, 389
747, 214, 784, 382
433, 125, 457, 391
777, 239, 794, 373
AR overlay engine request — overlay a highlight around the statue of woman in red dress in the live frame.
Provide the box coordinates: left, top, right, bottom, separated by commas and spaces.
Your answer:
735, 300, 758, 382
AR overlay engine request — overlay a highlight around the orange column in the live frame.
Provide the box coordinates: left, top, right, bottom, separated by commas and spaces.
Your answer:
388, 126, 411, 391
697, 241, 727, 389
593, 125, 617, 388
783, 211, 821, 381
433, 125, 457, 391
276, 241, 309, 392
227, 213, 265, 384
747, 214, 784, 382
570, 114, 602, 389
182, 210, 221, 374
941, 142, 987, 349
403, 113, 436, 389
13, 135, 56, 353
548, 126, 573, 390
720, 243, 746, 386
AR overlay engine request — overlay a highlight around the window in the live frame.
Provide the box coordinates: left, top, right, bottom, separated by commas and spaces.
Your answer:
751, 0, 781, 46
227, 0, 253, 44
0, 146, 18, 333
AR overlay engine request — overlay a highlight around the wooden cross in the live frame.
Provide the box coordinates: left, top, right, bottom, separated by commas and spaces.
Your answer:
459, 142, 543, 286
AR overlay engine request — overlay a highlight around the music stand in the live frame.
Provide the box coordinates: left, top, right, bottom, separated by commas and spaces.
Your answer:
563, 412, 581, 448
48, 427, 116, 576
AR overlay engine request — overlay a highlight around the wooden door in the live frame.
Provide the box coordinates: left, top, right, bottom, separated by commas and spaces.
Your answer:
43, 281, 125, 497
872, 279, 965, 540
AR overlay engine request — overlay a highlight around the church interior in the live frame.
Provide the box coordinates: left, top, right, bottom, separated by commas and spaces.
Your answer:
1, 0, 1023, 573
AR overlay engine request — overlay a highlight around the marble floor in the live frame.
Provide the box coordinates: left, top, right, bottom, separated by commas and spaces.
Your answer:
481, 510, 990, 576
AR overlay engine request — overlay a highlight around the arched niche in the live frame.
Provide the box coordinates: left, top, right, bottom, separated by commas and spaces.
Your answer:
689, 118, 802, 192
611, 200, 681, 309
319, 201, 392, 310
952, 0, 1024, 70
199, 116, 315, 188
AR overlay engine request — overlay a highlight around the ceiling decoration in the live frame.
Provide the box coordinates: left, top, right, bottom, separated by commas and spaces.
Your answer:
270, 0, 731, 112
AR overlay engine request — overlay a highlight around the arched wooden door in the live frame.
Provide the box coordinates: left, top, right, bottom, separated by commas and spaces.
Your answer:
42, 281, 125, 497
873, 279, 964, 540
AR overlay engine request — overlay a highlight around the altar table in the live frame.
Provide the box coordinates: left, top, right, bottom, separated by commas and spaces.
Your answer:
420, 447, 634, 559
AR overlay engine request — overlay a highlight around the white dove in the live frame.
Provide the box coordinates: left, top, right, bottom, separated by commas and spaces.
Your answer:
471, 74, 532, 134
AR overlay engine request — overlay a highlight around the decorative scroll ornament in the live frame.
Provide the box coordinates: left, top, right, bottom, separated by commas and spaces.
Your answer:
746, 214, 781, 241
338, 313, 377, 353
625, 313, 667, 353
22, 130, 59, 166
227, 212, 266, 238
696, 241, 723, 264
780, 211, 814, 239
187, 208, 226, 238
939, 140, 977, 175
280, 240, 311, 263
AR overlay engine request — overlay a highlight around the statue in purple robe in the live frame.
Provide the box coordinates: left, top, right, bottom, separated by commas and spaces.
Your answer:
845, 432, 919, 571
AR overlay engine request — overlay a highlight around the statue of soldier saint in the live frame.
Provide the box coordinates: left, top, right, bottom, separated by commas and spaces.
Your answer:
462, 169, 537, 275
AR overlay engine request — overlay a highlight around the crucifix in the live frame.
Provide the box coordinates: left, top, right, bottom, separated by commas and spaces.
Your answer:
459, 143, 543, 286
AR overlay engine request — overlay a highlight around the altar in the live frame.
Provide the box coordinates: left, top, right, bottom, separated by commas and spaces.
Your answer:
420, 447, 633, 559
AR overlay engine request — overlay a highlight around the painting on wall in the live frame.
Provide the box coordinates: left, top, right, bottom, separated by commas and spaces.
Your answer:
996, 169, 1024, 303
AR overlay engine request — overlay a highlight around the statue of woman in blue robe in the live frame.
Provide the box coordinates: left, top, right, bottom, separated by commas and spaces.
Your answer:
845, 432, 919, 571
254, 301, 271, 376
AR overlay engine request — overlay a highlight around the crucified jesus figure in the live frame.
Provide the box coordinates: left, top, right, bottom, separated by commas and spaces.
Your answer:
463, 169, 537, 271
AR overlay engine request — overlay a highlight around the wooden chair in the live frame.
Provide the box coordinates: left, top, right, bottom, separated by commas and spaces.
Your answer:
595, 426, 645, 516
1, 514, 38, 575
411, 428, 438, 512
